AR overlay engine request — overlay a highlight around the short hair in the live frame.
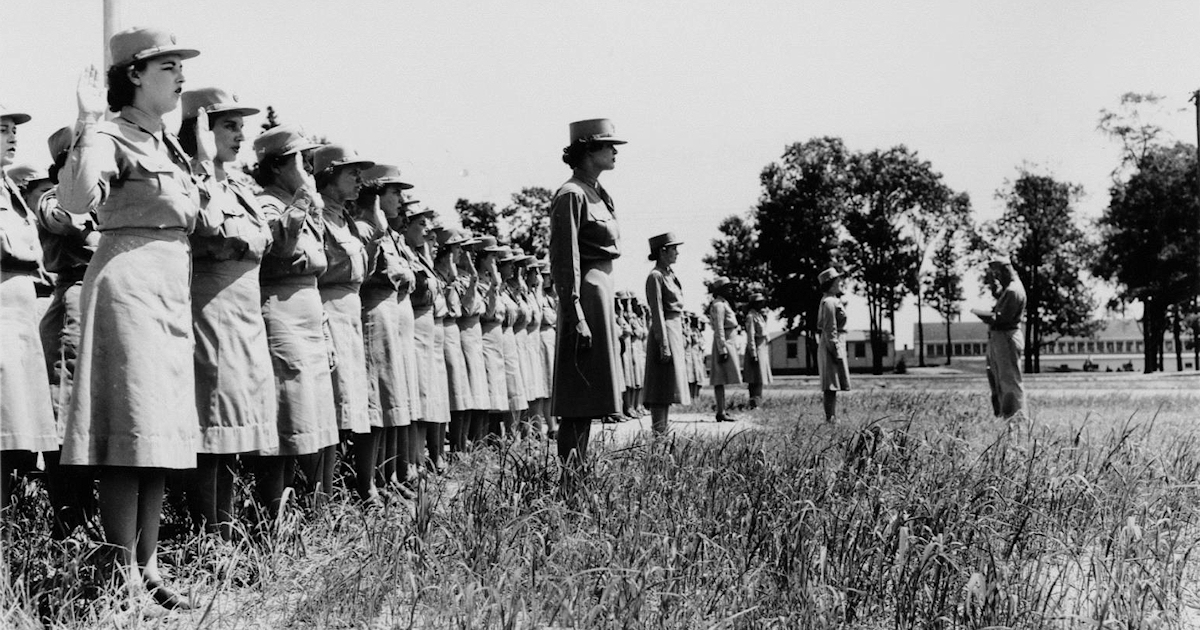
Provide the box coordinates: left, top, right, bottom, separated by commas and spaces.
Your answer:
315, 164, 351, 191
251, 153, 291, 188
561, 140, 610, 169
48, 150, 70, 185
106, 60, 149, 113
177, 111, 234, 158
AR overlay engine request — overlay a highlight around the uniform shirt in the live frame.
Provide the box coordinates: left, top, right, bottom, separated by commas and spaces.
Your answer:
744, 309, 766, 346
709, 297, 739, 357
817, 295, 847, 347
991, 279, 1027, 331
403, 241, 438, 309
317, 196, 367, 286
540, 291, 558, 327
0, 174, 42, 271
440, 271, 466, 319
360, 225, 412, 293
479, 277, 505, 323
549, 172, 620, 328
191, 178, 271, 263
59, 106, 201, 231
459, 273, 485, 318
257, 186, 327, 280
645, 266, 683, 358
32, 188, 98, 275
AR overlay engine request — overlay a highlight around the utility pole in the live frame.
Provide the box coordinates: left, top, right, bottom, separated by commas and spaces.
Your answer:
103, 0, 122, 69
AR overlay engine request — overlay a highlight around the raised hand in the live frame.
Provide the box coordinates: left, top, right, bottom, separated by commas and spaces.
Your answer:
193, 109, 218, 163
76, 65, 106, 121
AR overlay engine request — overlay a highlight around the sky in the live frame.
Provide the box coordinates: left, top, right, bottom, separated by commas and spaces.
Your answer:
4, 0, 1198, 348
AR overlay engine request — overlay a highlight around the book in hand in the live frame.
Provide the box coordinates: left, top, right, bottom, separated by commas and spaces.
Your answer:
970, 308, 992, 319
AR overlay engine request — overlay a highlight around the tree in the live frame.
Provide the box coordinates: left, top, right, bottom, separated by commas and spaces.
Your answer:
924, 226, 967, 365
842, 146, 954, 374
1093, 142, 1200, 372
752, 138, 853, 372
703, 213, 767, 307
500, 187, 553, 257
980, 169, 1100, 373
261, 105, 281, 132
455, 198, 500, 238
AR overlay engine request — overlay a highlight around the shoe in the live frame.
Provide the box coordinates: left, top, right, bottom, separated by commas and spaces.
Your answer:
716, 414, 737, 423
145, 580, 193, 611
395, 484, 418, 500
602, 415, 620, 424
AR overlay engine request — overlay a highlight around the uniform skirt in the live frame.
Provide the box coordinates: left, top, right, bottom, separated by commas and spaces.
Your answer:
743, 339, 773, 386
321, 284, 370, 434
62, 229, 197, 467
502, 325, 528, 412
457, 314, 489, 410
818, 338, 851, 392
192, 258, 278, 454
690, 343, 708, 384
394, 291, 420, 426
362, 285, 415, 428
550, 259, 621, 418
413, 304, 436, 420
428, 317, 450, 423
632, 332, 646, 389
643, 313, 691, 405
539, 324, 556, 398
2, 269, 58, 452
40, 273, 85, 437
443, 318, 472, 412
709, 327, 743, 386
480, 319, 509, 412
261, 276, 338, 455
514, 326, 534, 403
620, 333, 634, 391
524, 323, 547, 399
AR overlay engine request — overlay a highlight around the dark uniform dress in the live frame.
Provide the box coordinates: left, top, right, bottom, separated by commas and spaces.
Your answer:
34, 189, 98, 429
190, 178, 277, 454
708, 297, 742, 386
817, 295, 851, 392
257, 185, 337, 456
359, 224, 416, 428
643, 267, 690, 405
986, 278, 1026, 417
549, 175, 621, 418
742, 308, 772, 387
59, 107, 201, 467
1, 173, 57, 453
318, 197, 371, 435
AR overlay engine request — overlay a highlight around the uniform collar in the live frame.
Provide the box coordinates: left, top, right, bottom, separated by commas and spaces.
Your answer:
120, 105, 165, 136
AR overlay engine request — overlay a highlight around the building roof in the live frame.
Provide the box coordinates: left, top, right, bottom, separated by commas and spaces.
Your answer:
914, 318, 1149, 344
768, 329, 893, 344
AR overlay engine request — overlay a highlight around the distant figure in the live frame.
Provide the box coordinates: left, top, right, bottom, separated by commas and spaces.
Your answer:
742, 292, 771, 409
980, 255, 1026, 419
707, 277, 741, 422
643, 232, 690, 434
816, 268, 850, 422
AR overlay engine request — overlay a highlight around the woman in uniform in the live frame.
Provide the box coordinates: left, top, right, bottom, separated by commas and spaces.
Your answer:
422, 223, 451, 471
537, 264, 559, 438
1, 105, 57, 512
437, 228, 472, 455
631, 299, 648, 416
355, 164, 416, 500
643, 233, 690, 434
59, 28, 205, 608
816, 268, 850, 423
707, 277, 742, 422
742, 292, 772, 410
548, 119, 625, 463
473, 237, 509, 442
179, 88, 276, 538
498, 249, 530, 436
314, 144, 375, 503
523, 260, 550, 436
454, 233, 489, 449
400, 202, 439, 475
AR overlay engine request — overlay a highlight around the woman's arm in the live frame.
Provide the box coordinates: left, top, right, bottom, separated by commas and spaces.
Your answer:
646, 271, 669, 361
549, 188, 590, 346
711, 301, 729, 359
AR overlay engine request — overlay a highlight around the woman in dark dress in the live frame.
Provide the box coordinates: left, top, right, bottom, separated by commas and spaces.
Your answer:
548, 119, 626, 464
643, 232, 690, 434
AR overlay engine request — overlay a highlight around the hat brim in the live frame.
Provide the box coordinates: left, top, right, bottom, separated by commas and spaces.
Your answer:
373, 178, 415, 190
205, 105, 261, 118
405, 207, 434, 219
328, 159, 375, 172
0, 113, 31, 125
130, 47, 200, 65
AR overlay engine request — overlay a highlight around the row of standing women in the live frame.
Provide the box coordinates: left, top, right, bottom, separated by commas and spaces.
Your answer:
0, 27, 584, 611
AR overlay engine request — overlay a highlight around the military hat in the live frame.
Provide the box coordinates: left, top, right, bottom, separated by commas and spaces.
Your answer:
110, 26, 199, 68
0, 104, 30, 125
312, 143, 374, 175
568, 118, 626, 145
181, 87, 259, 120
6, 164, 50, 187
647, 231, 683, 260
253, 125, 321, 160
47, 126, 73, 159
361, 164, 414, 190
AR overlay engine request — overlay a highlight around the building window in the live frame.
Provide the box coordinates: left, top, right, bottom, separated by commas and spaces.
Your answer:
1136, 341, 1143, 352
786, 342, 798, 359
954, 343, 963, 356
854, 342, 866, 358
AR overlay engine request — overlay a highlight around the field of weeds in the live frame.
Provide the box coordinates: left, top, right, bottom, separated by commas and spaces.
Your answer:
4, 388, 1200, 629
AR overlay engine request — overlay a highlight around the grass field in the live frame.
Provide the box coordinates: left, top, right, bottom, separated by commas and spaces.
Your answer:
4, 381, 1200, 629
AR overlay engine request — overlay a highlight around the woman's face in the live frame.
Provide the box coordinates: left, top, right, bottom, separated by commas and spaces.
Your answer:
328, 165, 363, 202
661, 244, 679, 265
588, 143, 618, 172
212, 114, 244, 164
499, 260, 515, 280
379, 186, 404, 218
1, 117, 17, 167
526, 268, 541, 288
273, 151, 310, 194
131, 55, 185, 116
406, 214, 430, 241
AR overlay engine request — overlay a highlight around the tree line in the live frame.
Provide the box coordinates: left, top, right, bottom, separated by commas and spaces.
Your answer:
705, 93, 1199, 375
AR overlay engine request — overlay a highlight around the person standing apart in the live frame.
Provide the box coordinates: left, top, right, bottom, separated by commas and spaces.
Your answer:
643, 233, 690, 434
708, 277, 741, 422
1, 104, 57, 512
980, 255, 1026, 420
179, 88, 277, 538
743, 293, 772, 410
816, 268, 850, 423
548, 119, 625, 464
59, 28, 205, 608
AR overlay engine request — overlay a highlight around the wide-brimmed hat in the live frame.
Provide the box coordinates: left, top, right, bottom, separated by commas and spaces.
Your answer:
109, 26, 199, 68
647, 231, 683, 260
748, 292, 766, 304
47, 126, 73, 159
0, 104, 31, 125
568, 118, 627, 145
312, 143, 374, 175
361, 164, 414, 190
181, 87, 258, 120
472, 235, 502, 253
817, 268, 841, 286
709, 276, 731, 292
6, 164, 50, 186
404, 202, 434, 220
436, 227, 469, 248
253, 124, 321, 160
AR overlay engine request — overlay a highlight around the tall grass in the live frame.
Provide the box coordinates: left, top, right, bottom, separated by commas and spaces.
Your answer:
4, 390, 1199, 628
